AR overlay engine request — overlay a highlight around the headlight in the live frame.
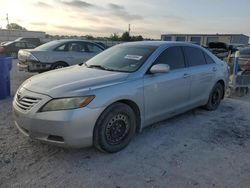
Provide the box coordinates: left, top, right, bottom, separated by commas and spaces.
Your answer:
40, 96, 95, 112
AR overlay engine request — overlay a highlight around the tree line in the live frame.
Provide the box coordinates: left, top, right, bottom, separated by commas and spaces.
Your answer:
3, 23, 146, 41
109, 32, 143, 42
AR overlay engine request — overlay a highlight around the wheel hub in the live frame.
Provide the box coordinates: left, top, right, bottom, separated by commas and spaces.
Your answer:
212, 89, 220, 105
105, 114, 129, 144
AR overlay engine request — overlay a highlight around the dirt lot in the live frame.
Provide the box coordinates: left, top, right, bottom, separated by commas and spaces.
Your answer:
1, 60, 250, 188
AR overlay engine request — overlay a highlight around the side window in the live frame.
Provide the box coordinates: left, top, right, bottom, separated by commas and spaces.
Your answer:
155, 47, 185, 70
86, 43, 103, 53
55, 44, 68, 51
183, 46, 207, 66
204, 53, 215, 64
69, 42, 82, 52
15, 42, 26, 48
14, 43, 20, 48
68, 42, 89, 52
26, 43, 35, 48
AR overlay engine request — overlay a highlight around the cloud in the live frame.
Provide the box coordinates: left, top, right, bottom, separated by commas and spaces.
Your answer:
58, 0, 95, 8
35, 2, 53, 8
108, 3, 123, 10
162, 15, 185, 24
54, 25, 124, 35
107, 3, 143, 21
97, 26, 124, 34
55, 25, 97, 33
30, 22, 48, 26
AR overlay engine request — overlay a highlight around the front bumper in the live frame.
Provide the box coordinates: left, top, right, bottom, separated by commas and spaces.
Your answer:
18, 61, 51, 72
13, 88, 105, 148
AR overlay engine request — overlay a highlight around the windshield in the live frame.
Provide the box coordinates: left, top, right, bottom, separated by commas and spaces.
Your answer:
35, 40, 61, 50
86, 44, 157, 73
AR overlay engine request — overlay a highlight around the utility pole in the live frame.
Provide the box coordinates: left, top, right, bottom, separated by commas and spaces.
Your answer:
6, 13, 10, 41
128, 24, 131, 35
6, 13, 9, 27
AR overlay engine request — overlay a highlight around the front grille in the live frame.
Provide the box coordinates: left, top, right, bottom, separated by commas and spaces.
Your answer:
15, 94, 41, 111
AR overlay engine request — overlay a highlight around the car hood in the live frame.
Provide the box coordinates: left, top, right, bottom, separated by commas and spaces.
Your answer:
22, 65, 129, 98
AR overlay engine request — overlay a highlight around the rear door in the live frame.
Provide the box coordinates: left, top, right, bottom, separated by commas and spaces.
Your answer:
52, 42, 72, 63
69, 42, 103, 65
86, 42, 103, 59
13, 42, 26, 52
143, 46, 191, 124
183, 46, 216, 104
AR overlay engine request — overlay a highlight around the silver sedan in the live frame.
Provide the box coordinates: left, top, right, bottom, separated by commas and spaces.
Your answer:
17, 39, 104, 72
13, 41, 229, 153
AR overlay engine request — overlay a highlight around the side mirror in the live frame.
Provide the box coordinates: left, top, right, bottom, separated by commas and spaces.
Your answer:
150, 64, 170, 74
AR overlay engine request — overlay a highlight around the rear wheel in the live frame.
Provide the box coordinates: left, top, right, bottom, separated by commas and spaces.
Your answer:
93, 103, 136, 153
204, 83, 223, 111
51, 62, 68, 70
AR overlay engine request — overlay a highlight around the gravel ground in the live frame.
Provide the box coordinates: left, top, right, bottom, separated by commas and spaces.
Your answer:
1, 60, 250, 188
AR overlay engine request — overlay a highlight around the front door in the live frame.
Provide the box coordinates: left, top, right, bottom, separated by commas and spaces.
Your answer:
143, 46, 191, 125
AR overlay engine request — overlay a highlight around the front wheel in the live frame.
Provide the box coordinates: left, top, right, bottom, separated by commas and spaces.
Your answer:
93, 103, 136, 153
204, 83, 223, 111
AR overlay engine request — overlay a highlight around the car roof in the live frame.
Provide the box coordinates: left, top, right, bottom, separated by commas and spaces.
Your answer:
52, 39, 96, 43
119, 41, 200, 48
1, 41, 28, 46
46, 39, 104, 47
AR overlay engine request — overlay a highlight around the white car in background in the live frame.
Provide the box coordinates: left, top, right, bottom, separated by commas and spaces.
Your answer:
17, 39, 104, 72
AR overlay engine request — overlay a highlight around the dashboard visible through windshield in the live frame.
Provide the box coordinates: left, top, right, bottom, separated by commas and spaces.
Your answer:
86, 44, 157, 73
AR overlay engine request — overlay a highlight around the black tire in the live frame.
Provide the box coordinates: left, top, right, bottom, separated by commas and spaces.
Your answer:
51, 62, 68, 70
204, 83, 223, 111
93, 103, 136, 153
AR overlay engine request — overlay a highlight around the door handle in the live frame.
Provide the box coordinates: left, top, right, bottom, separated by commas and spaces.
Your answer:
183, 73, 191, 78
212, 67, 217, 72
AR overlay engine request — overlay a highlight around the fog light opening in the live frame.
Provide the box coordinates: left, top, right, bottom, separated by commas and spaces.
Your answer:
47, 135, 64, 142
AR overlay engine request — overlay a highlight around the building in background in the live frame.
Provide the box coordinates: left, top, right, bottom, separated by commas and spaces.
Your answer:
0, 29, 45, 43
161, 34, 249, 46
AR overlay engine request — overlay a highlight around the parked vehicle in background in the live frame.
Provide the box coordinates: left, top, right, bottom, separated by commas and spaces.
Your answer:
238, 47, 250, 69
207, 42, 229, 60
208, 42, 247, 61
94, 41, 106, 49
227, 47, 250, 73
0, 41, 36, 58
228, 43, 246, 51
15, 37, 42, 47
226, 50, 250, 97
18, 39, 104, 73
13, 41, 229, 153
0, 41, 10, 46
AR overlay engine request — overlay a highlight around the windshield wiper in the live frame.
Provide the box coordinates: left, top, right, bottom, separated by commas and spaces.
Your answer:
87, 64, 106, 70
86, 64, 116, 71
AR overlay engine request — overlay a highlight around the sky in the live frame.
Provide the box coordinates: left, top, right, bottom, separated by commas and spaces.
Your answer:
0, 0, 249, 39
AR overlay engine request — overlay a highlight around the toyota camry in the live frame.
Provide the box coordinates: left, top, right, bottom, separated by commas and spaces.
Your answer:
13, 41, 229, 153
